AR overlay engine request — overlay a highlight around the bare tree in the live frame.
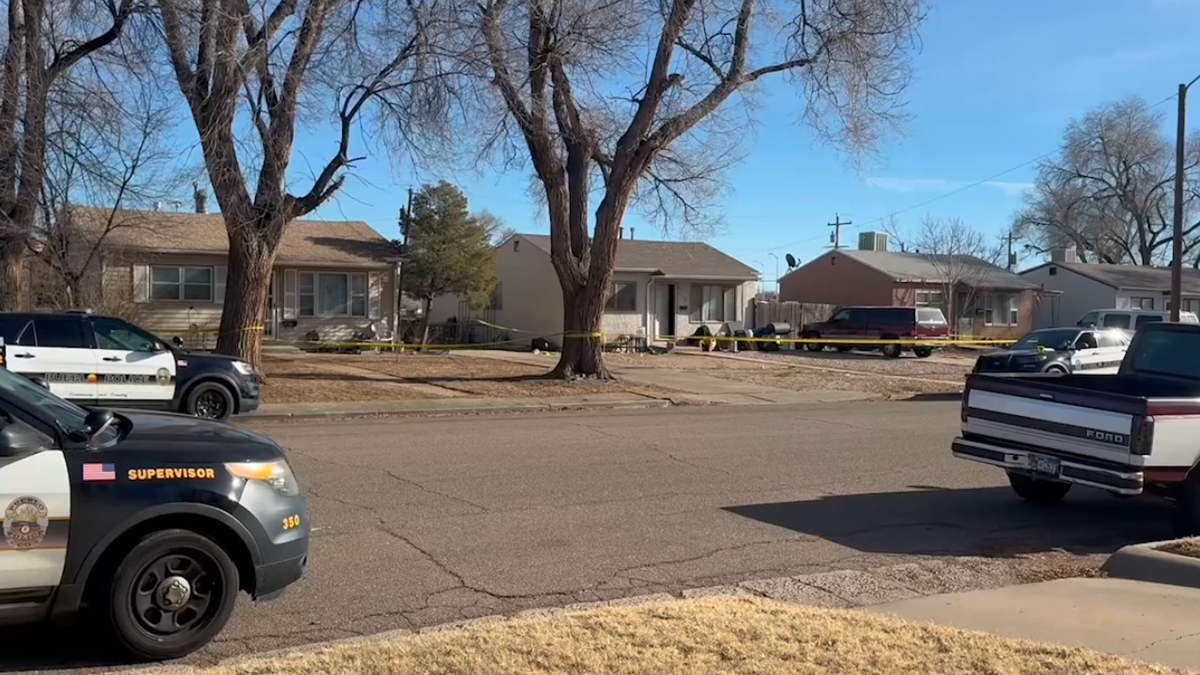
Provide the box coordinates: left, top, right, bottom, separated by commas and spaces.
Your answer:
889, 215, 1003, 330
0, 0, 138, 310
153, 0, 452, 366
470, 0, 924, 377
1014, 98, 1200, 266
33, 78, 180, 309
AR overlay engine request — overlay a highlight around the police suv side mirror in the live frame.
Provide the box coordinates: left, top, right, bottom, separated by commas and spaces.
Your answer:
25, 376, 50, 391
82, 409, 116, 438
172, 336, 184, 348
0, 420, 51, 457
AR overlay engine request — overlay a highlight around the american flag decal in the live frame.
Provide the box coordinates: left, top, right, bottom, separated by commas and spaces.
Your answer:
83, 463, 116, 482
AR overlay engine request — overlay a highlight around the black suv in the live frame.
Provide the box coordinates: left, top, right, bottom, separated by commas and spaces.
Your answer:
0, 312, 260, 420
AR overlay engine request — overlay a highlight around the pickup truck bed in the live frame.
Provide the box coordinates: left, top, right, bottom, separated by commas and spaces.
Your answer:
953, 323, 1200, 534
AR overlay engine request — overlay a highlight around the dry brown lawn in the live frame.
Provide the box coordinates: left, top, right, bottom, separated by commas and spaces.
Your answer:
260, 353, 668, 403
163, 597, 1183, 675
1156, 538, 1200, 559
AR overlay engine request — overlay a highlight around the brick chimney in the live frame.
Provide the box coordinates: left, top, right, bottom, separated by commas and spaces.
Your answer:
193, 183, 208, 214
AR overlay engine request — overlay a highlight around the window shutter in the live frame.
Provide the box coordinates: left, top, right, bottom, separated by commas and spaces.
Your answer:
283, 269, 297, 320
133, 264, 149, 303
214, 266, 227, 305
689, 285, 702, 322
368, 272, 382, 319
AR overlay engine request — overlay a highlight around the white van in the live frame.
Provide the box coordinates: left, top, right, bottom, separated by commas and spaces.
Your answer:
1075, 308, 1200, 331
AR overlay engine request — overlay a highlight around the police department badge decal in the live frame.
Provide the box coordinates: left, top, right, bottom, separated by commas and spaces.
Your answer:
157, 368, 172, 386
4, 496, 49, 549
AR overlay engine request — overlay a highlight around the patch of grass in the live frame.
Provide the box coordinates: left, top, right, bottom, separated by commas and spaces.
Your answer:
1156, 538, 1200, 559
165, 597, 1183, 675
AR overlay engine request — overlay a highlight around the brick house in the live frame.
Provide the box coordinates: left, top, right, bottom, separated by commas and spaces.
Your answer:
778, 248, 1045, 339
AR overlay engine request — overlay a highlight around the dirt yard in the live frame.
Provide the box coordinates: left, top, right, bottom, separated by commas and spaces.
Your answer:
259, 352, 670, 404
605, 347, 974, 399
164, 596, 1178, 675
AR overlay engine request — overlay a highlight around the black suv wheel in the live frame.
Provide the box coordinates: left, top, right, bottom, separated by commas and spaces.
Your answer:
106, 529, 239, 660
185, 382, 235, 421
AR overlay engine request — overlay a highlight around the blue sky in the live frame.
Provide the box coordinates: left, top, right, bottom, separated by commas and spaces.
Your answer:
297, 0, 1200, 286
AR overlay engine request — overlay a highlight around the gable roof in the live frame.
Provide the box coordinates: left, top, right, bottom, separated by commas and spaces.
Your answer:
517, 234, 757, 279
1024, 261, 1200, 295
831, 249, 1042, 290
71, 207, 401, 266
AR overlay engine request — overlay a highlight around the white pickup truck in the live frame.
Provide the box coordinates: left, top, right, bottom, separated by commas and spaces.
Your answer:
954, 322, 1200, 534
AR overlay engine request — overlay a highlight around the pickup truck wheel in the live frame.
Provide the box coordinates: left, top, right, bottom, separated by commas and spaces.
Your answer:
1173, 472, 1200, 535
186, 382, 235, 421
106, 529, 239, 661
913, 346, 933, 358
803, 334, 824, 352
1008, 473, 1071, 504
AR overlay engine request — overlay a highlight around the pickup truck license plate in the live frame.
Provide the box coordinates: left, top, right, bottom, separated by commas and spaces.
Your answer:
1028, 453, 1061, 477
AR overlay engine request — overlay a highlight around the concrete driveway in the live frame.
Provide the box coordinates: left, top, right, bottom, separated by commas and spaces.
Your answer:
9, 401, 1174, 672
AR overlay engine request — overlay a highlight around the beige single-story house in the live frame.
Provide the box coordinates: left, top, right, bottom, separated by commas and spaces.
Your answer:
74, 207, 403, 344
430, 233, 760, 346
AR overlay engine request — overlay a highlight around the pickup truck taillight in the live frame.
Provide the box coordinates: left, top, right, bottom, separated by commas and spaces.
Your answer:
1131, 415, 1155, 455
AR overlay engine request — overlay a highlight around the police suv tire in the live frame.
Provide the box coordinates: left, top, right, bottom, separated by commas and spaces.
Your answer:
1044, 364, 1068, 374
106, 529, 240, 661
1007, 472, 1071, 504
185, 382, 235, 421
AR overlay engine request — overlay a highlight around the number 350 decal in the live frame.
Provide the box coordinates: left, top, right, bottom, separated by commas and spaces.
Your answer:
282, 515, 301, 530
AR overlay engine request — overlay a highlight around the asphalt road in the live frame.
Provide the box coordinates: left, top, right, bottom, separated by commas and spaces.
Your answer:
9, 400, 1177, 672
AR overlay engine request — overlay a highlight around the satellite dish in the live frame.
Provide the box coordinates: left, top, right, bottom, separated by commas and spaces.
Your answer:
785, 253, 797, 269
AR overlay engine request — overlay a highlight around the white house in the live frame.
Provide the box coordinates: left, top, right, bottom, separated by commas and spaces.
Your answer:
429, 233, 759, 347
1020, 249, 1200, 328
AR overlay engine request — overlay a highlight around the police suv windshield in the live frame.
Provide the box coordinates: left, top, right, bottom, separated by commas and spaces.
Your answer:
0, 365, 88, 430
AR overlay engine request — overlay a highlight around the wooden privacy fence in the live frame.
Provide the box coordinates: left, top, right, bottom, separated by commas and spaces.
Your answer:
750, 300, 835, 333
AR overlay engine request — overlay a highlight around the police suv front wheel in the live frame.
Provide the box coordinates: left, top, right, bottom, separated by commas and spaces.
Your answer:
186, 382, 235, 421
106, 529, 240, 660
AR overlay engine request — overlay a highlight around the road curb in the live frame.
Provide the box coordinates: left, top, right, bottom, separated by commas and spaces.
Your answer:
1102, 539, 1200, 590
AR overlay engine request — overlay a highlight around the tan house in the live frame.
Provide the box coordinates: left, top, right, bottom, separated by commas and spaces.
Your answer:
429, 233, 759, 346
75, 207, 402, 344
779, 248, 1044, 339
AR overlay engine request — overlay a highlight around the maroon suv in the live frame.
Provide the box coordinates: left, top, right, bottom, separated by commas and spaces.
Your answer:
800, 306, 950, 358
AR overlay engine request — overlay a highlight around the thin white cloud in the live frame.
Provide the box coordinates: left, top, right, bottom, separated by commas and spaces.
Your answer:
866, 176, 1031, 197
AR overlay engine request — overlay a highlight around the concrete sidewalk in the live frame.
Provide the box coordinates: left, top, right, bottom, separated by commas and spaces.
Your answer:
245, 392, 668, 420
872, 577, 1200, 671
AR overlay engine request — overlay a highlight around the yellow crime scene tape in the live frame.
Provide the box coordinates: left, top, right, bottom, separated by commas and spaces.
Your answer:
172, 316, 1015, 352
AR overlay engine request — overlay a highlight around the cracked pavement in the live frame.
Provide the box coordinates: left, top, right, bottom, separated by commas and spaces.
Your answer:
7, 400, 1179, 672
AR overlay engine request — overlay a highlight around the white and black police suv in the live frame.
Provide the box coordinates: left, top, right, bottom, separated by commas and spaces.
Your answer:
0, 356, 308, 659
0, 312, 260, 421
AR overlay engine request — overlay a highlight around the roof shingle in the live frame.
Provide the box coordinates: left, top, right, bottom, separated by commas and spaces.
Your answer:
839, 250, 1042, 290
1038, 262, 1200, 294
72, 207, 400, 265
518, 234, 757, 279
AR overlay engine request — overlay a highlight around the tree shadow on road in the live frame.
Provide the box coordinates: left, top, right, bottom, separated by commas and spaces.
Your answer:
724, 485, 1172, 559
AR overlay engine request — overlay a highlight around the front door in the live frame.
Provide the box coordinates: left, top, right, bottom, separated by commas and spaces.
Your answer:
0, 416, 70, 592
89, 317, 176, 407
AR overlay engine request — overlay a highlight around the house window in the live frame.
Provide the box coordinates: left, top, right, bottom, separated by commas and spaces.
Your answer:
1130, 297, 1155, 310
606, 282, 637, 312
915, 290, 945, 311
984, 293, 1019, 326
150, 266, 213, 302
688, 284, 736, 322
298, 271, 368, 318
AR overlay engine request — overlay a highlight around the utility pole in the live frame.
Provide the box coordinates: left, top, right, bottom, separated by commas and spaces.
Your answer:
1006, 231, 1015, 272
397, 187, 414, 317
828, 213, 850, 250
1172, 79, 1198, 321
768, 252, 779, 294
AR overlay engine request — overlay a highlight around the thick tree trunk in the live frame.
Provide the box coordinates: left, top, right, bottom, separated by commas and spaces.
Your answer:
552, 287, 610, 379
216, 235, 274, 368
0, 236, 25, 310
